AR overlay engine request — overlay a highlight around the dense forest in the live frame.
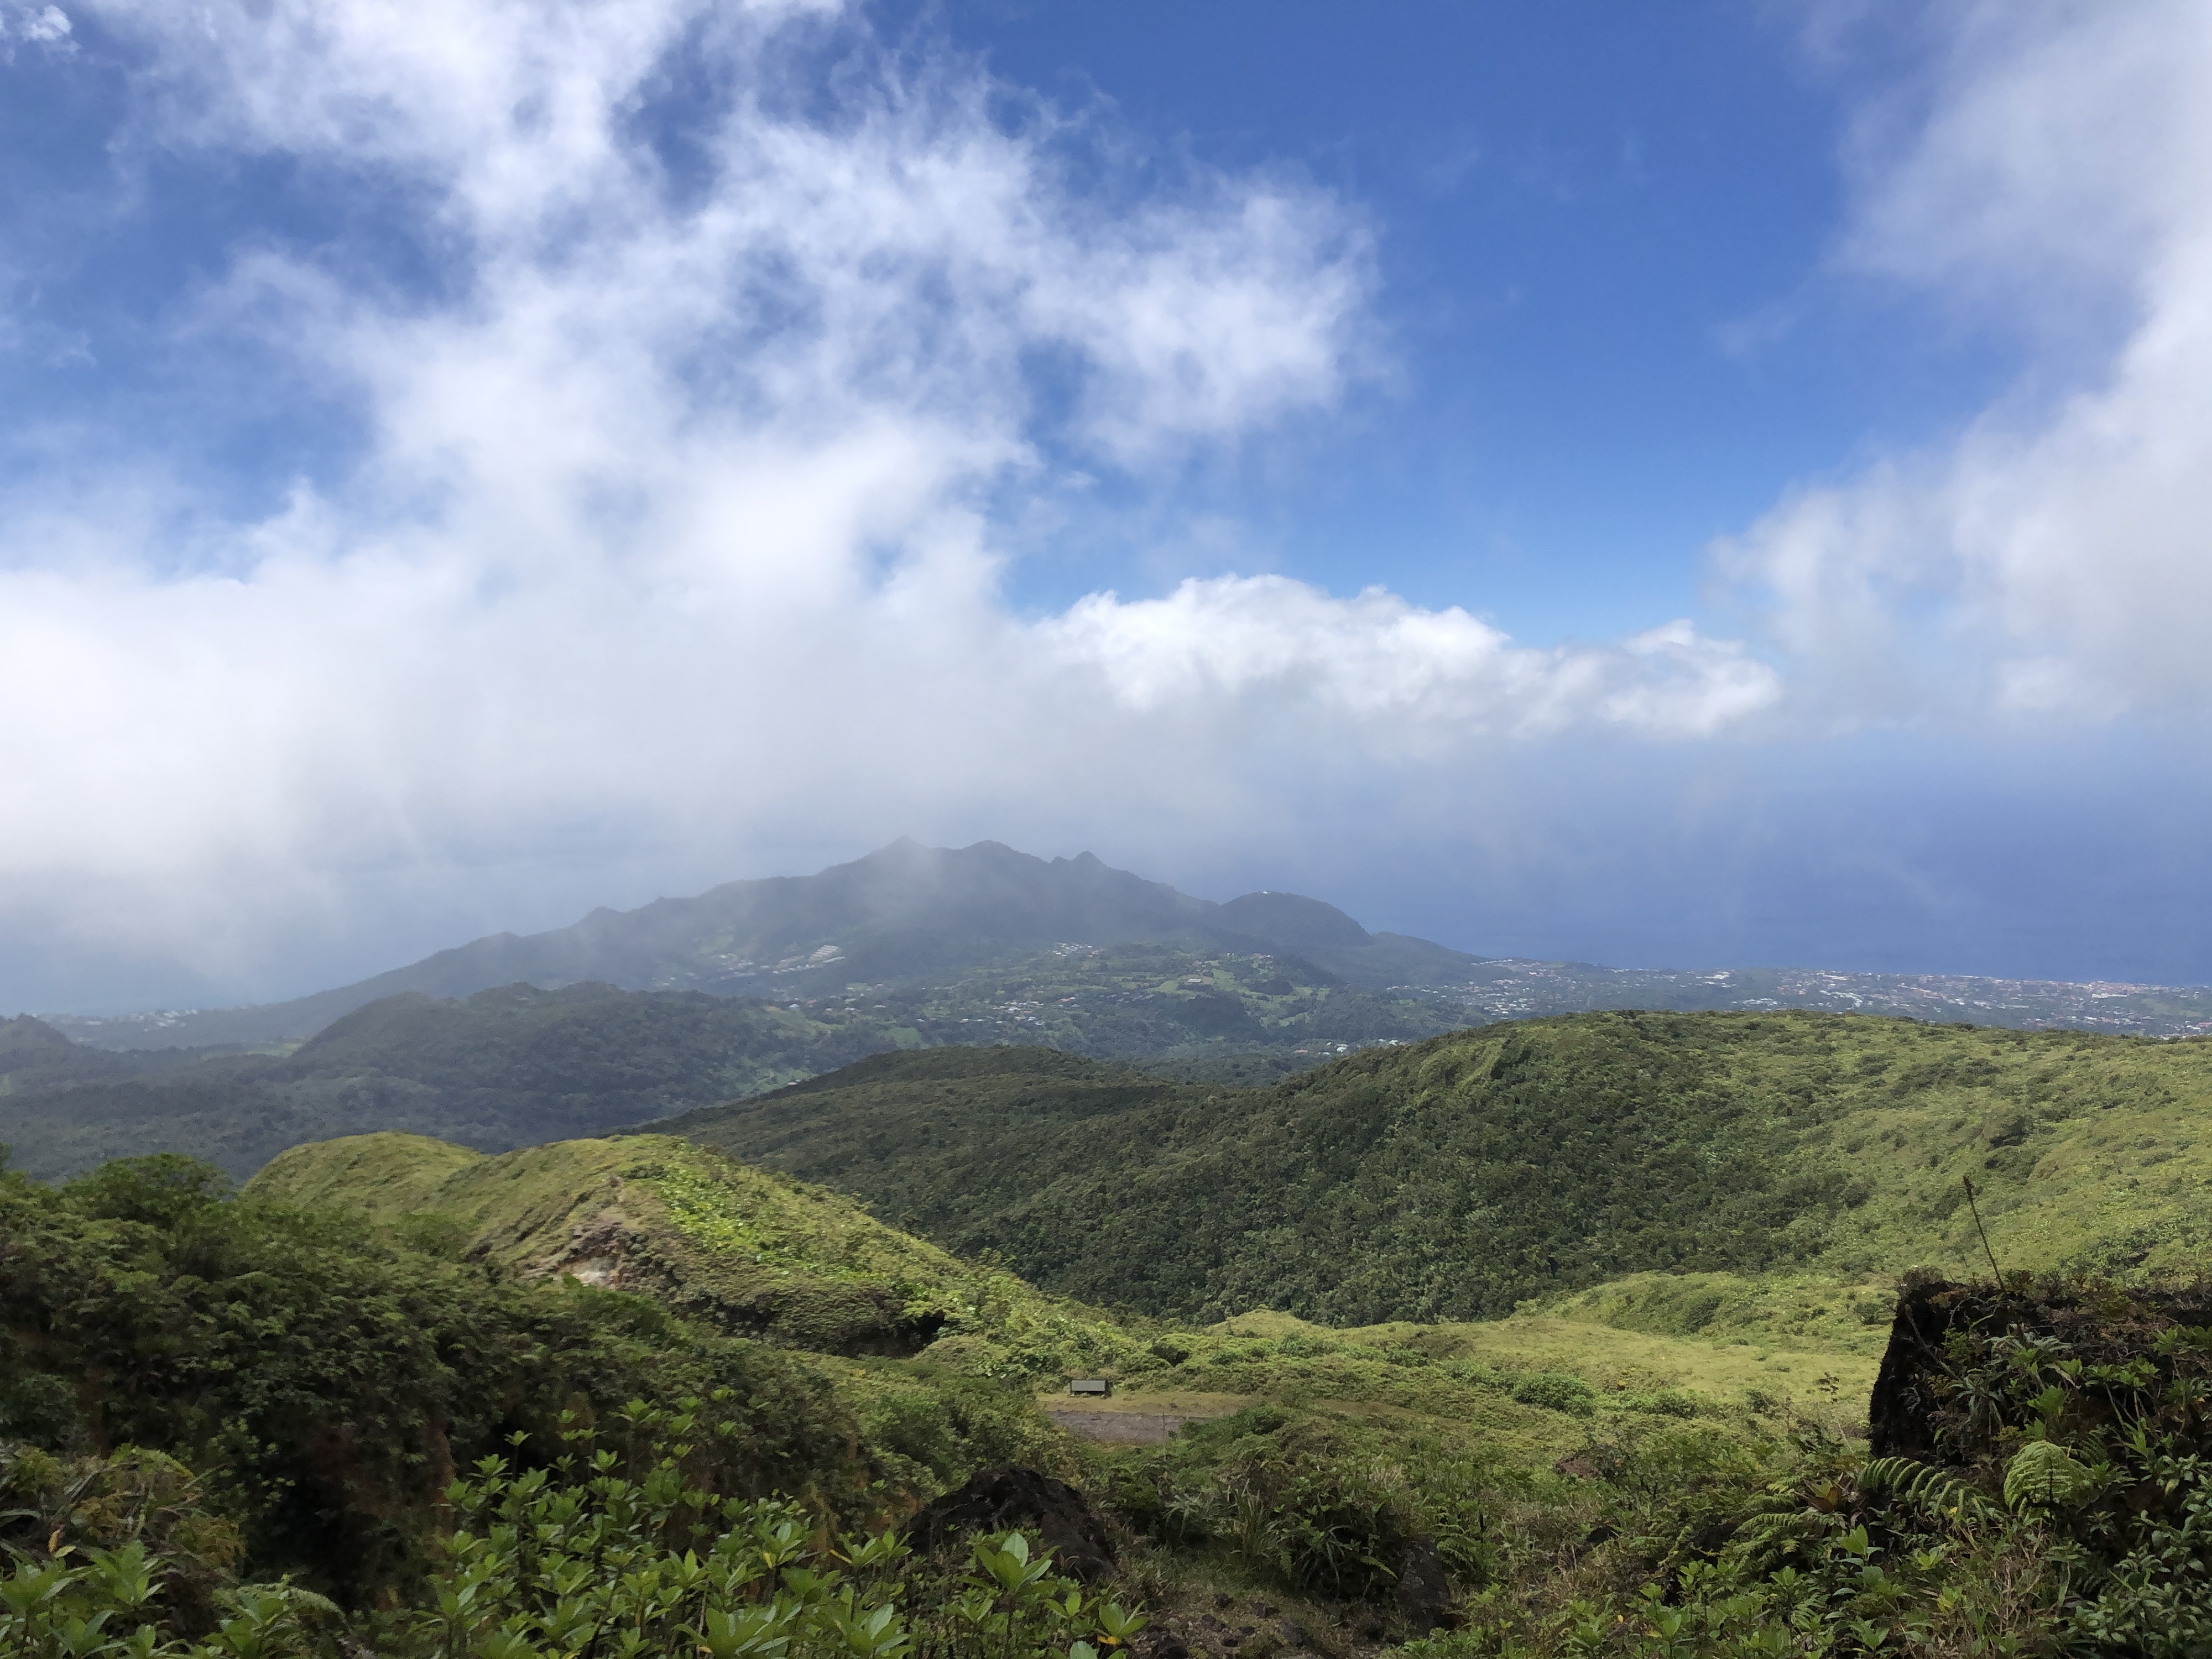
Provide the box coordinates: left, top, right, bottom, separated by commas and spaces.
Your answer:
671, 1012, 2212, 1323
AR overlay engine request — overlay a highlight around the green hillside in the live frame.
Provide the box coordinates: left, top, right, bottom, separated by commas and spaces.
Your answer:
3, 943, 1442, 1180
248, 1130, 1151, 1375
236, 1126, 1902, 1568
0, 1130, 1878, 1639
17, 1112, 2211, 1653
0, 1152, 926, 1601
674, 1011, 2212, 1323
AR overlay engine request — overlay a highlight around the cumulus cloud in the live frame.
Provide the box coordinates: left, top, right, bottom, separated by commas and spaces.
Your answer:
0, 0, 1777, 992
1728, 0, 2212, 722
1047, 578, 1775, 741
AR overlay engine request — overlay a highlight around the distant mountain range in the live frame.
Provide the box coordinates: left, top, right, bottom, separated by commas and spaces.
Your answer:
41, 837, 2212, 1050
40, 839, 1483, 1049
2, 838, 1480, 1178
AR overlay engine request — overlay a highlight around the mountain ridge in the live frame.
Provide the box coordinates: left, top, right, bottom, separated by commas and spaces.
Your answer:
33, 837, 2212, 1054
45, 840, 1439, 1050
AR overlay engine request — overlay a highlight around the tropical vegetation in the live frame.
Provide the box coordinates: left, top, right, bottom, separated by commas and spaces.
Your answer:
9, 1007, 2212, 1656
675, 1013, 2212, 1323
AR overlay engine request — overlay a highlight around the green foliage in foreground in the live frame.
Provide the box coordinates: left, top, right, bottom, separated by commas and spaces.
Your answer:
1369, 1274, 2207, 1658
0, 1154, 1068, 1601
14, 1127, 2212, 1655
675, 1014, 2212, 1324
421, 1417, 1144, 1659
3, 1408, 1141, 1659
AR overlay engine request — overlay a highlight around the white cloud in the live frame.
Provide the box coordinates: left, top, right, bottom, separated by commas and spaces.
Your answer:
1, 5, 73, 48
1729, 0, 2212, 723
0, 0, 1778, 993
1046, 578, 1776, 741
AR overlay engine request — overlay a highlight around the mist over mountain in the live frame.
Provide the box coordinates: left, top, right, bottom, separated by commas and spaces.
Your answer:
42, 839, 2212, 1058
30, 835, 2212, 1070
44, 840, 1479, 1050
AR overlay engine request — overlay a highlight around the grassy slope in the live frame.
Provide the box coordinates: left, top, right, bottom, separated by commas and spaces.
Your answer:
232, 1121, 1903, 1648
1053, 1300, 1879, 1466
253, 1011, 2200, 1566
248, 1126, 1877, 1475
675, 1012, 2212, 1325
24, 1001, 2202, 1649
249, 1131, 1149, 1372
0, 1155, 941, 1600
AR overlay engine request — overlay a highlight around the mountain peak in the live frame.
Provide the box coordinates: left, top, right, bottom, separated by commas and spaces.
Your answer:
1217, 890, 1372, 952
47, 841, 1431, 1051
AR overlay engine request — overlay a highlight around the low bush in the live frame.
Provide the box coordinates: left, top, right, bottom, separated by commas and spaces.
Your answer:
1505, 1373, 1597, 1418
1, 1411, 1148, 1659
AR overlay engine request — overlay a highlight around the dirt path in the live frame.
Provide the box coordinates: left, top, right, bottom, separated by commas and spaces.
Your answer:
1043, 1408, 1218, 1444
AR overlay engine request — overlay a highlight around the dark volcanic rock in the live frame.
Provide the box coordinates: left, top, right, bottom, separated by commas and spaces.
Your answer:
1393, 1536, 1455, 1634
901, 1466, 1117, 1583
1867, 1274, 1968, 1461
1870, 1273, 2212, 1462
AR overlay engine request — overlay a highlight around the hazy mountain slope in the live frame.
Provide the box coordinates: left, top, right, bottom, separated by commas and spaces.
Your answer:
675, 1011, 2212, 1324
0, 983, 907, 1182
52, 841, 1268, 1048
45, 838, 2212, 1052
0, 1015, 137, 1094
2, 945, 1449, 1180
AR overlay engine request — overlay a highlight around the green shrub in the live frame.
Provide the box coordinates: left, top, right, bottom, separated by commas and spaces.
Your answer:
1619, 1387, 1705, 1418
1505, 1372, 1596, 1417
0, 1159, 927, 1600
0, 1416, 1149, 1659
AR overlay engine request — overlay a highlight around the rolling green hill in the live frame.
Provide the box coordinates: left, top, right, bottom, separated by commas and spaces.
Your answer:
247, 1130, 1151, 1375
671, 1011, 2212, 1324
243, 1124, 1886, 1431
19, 1099, 2210, 1651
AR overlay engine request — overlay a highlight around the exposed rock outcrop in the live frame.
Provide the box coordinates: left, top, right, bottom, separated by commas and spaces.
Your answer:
902, 1466, 1117, 1583
1870, 1272, 2212, 1462
1392, 1536, 1455, 1634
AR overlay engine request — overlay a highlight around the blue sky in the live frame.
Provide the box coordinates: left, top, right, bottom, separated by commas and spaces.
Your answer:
1, 0, 2208, 1010
925, 1, 2010, 635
